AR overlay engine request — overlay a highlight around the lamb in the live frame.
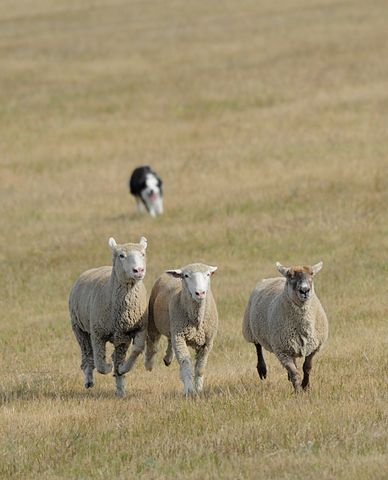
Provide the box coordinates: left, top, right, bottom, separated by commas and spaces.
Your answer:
69, 236, 148, 397
144, 263, 218, 396
242, 261, 328, 392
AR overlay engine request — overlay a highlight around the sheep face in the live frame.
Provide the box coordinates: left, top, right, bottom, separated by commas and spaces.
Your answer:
166, 263, 217, 303
109, 236, 147, 282
276, 262, 323, 305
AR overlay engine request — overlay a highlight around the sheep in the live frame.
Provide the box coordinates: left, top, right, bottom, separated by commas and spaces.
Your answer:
69, 236, 148, 397
242, 261, 328, 392
144, 263, 218, 396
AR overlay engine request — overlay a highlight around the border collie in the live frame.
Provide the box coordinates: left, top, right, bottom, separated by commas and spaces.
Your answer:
129, 166, 163, 217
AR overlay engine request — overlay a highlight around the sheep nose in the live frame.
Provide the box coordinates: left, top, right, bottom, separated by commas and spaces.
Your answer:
133, 267, 144, 274
195, 290, 206, 298
299, 286, 310, 294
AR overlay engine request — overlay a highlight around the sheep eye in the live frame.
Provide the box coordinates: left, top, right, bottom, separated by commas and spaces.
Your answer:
119, 253, 125, 259
184, 274, 189, 278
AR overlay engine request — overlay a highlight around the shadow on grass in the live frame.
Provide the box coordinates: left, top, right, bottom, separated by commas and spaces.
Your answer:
0, 374, 151, 404
1, 371, 301, 405
104, 212, 133, 222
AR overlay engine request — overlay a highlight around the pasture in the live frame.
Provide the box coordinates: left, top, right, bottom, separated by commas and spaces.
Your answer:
0, 0, 387, 478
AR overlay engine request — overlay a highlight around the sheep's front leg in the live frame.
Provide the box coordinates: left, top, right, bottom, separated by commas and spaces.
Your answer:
118, 330, 146, 375
287, 358, 298, 382
112, 343, 130, 397
173, 335, 195, 396
277, 353, 302, 393
91, 334, 112, 374
194, 343, 212, 393
302, 350, 317, 390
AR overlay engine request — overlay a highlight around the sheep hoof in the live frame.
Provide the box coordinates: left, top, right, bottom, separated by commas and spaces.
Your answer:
183, 388, 196, 397
97, 363, 112, 375
293, 382, 303, 394
115, 390, 126, 398
84, 381, 94, 389
163, 358, 172, 367
117, 364, 127, 375
144, 359, 154, 371
257, 366, 267, 380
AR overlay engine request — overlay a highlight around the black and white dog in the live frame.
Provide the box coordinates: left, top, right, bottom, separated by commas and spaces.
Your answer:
129, 166, 163, 217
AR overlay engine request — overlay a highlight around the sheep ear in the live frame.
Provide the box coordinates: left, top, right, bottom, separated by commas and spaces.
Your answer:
208, 266, 218, 276
139, 236, 148, 250
312, 261, 323, 275
276, 262, 289, 277
166, 269, 182, 278
108, 237, 117, 251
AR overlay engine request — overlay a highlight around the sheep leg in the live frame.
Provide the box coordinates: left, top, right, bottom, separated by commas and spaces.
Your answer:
255, 343, 267, 380
277, 353, 302, 392
72, 322, 95, 388
302, 351, 317, 390
144, 321, 161, 371
163, 338, 174, 366
118, 330, 146, 375
112, 343, 130, 397
194, 343, 212, 393
91, 334, 112, 374
287, 358, 298, 381
173, 335, 195, 396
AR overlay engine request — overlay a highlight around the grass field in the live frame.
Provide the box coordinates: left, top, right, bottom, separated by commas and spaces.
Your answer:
1, 0, 387, 478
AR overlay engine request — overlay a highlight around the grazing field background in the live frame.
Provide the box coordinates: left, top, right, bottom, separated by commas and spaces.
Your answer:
1, 0, 387, 478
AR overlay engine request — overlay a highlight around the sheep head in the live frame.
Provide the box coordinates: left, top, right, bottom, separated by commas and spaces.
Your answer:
109, 236, 147, 283
166, 263, 217, 303
276, 261, 323, 305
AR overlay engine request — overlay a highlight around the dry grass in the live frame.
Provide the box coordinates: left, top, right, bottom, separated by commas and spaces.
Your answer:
1, 0, 387, 478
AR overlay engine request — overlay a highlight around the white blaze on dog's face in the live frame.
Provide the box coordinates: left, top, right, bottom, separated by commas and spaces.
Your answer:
109, 236, 147, 282
166, 264, 218, 302
141, 173, 163, 216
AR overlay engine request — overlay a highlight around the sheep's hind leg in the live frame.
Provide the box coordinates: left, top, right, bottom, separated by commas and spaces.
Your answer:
163, 338, 174, 366
173, 336, 195, 396
144, 327, 161, 371
302, 351, 317, 390
119, 330, 146, 375
72, 323, 95, 388
255, 343, 267, 380
91, 334, 112, 374
277, 353, 302, 393
194, 343, 212, 393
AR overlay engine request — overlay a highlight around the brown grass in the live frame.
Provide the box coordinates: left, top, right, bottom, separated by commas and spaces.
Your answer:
1, 0, 387, 478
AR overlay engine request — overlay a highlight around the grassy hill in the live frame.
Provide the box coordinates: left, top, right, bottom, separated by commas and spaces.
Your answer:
1, 0, 387, 478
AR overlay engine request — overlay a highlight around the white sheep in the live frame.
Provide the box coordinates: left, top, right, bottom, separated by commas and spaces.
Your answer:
69, 236, 148, 396
144, 263, 218, 396
242, 262, 328, 392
